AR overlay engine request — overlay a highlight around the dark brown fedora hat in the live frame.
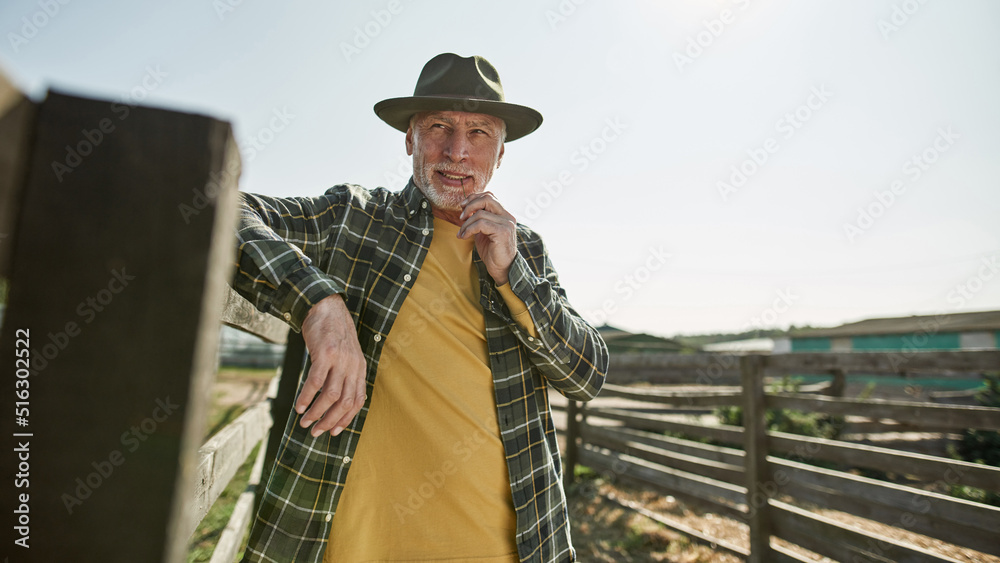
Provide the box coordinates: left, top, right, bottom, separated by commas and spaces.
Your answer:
374, 53, 543, 142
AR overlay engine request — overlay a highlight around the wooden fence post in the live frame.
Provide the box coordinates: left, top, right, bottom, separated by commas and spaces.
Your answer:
741, 354, 773, 562
564, 400, 581, 489
0, 73, 36, 276
828, 368, 847, 397
0, 90, 239, 562
253, 329, 306, 518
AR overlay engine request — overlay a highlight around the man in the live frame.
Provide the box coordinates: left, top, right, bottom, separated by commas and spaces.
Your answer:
234, 53, 608, 563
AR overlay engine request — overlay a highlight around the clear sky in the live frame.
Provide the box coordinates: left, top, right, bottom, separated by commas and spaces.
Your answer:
3, 0, 998, 338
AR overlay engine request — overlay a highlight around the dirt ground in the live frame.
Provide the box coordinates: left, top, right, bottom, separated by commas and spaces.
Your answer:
566, 474, 1000, 563
213, 370, 273, 407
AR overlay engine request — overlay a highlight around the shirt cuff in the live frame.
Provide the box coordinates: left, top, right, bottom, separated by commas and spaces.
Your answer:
275, 266, 343, 332
497, 282, 538, 338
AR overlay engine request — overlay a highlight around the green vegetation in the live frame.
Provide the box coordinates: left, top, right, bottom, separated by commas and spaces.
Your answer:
715, 376, 844, 441
187, 368, 274, 562
574, 464, 599, 481
187, 443, 260, 562
949, 375, 1000, 506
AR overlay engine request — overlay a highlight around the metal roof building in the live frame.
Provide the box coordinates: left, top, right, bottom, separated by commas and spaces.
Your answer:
774, 310, 1000, 353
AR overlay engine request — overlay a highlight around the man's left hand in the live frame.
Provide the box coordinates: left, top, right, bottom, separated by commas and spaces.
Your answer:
458, 191, 517, 286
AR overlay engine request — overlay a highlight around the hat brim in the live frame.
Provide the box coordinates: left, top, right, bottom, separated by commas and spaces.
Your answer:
374, 96, 542, 142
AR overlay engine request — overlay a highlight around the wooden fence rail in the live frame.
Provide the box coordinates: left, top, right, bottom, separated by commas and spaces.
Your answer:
567, 350, 1000, 562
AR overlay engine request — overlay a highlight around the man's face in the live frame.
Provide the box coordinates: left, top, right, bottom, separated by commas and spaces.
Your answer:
406, 110, 506, 211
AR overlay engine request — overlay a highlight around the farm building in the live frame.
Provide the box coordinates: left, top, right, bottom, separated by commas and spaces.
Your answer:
597, 324, 696, 354
774, 309, 1000, 353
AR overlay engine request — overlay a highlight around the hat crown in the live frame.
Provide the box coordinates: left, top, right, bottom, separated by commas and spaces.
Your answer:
413, 53, 505, 102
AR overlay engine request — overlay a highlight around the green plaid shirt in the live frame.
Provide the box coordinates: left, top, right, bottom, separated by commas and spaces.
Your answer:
233, 180, 608, 563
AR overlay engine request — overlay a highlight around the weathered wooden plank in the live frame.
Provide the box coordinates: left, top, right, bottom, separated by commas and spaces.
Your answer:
585, 425, 745, 467
221, 286, 289, 344
771, 545, 816, 563
742, 355, 773, 563
773, 457, 1000, 557
765, 350, 1000, 375
189, 398, 273, 538
208, 438, 268, 563
598, 383, 743, 406
590, 406, 1000, 491
770, 500, 964, 563
608, 350, 998, 380
0, 72, 37, 277
603, 494, 750, 558
609, 369, 742, 386
767, 430, 1000, 492
585, 407, 744, 445
767, 393, 1000, 431
609, 353, 743, 385
578, 446, 748, 522
611, 352, 744, 370
0, 91, 240, 563
581, 424, 744, 486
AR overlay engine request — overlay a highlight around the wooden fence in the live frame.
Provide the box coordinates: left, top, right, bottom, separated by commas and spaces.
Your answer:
565, 351, 1000, 562
0, 73, 303, 562
5, 74, 1000, 562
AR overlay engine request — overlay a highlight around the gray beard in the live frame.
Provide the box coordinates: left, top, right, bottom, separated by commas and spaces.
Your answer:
414, 163, 489, 211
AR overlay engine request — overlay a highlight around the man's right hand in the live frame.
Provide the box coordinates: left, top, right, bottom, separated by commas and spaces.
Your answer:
295, 294, 368, 437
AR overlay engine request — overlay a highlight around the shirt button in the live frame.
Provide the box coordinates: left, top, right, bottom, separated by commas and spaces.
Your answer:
283, 312, 291, 321
527, 337, 535, 342
325, 513, 332, 522
404, 274, 412, 282
409, 210, 415, 216
373, 334, 382, 342
343, 456, 352, 465
422, 228, 429, 236
421, 201, 428, 209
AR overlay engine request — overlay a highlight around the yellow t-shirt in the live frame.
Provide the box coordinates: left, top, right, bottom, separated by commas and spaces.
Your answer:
325, 217, 533, 562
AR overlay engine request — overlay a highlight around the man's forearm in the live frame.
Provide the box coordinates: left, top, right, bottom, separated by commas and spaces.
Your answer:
233, 192, 343, 331
504, 252, 609, 401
